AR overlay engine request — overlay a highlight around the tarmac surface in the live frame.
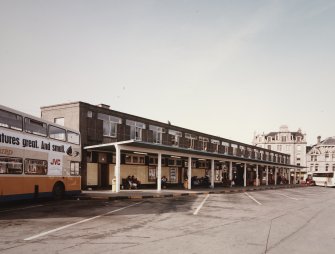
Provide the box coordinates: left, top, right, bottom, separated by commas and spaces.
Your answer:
78, 184, 307, 200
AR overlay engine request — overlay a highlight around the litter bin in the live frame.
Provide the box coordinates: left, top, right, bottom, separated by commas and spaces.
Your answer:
112, 178, 116, 192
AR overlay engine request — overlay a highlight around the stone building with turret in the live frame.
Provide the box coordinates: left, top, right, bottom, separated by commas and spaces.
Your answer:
253, 125, 307, 178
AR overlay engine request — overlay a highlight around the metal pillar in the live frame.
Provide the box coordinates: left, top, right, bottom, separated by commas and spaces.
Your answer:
294, 168, 297, 184
188, 157, 192, 189
244, 163, 247, 187
157, 153, 162, 191
288, 168, 291, 184
274, 167, 277, 185
229, 161, 233, 181
115, 145, 121, 193
266, 166, 269, 186
256, 165, 259, 186
211, 159, 215, 188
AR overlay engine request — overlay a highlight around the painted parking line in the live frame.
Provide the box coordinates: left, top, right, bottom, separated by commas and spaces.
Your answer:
24, 201, 144, 241
193, 194, 210, 215
0, 204, 44, 213
274, 193, 299, 200
244, 192, 262, 205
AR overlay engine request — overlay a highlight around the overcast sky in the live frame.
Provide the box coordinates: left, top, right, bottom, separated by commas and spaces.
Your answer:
1, 0, 334, 145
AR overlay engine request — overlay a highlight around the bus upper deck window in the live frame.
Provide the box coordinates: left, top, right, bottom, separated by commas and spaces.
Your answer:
0, 109, 23, 131
49, 125, 66, 141
24, 118, 47, 136
67, 131, 80, 144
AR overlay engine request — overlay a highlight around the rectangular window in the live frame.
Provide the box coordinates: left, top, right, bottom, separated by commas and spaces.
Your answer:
149, 125, 165, 144
54, 117, 64, 126
211, 139, 220, 153
297, 145, 301, 151
239, 146, 245, 156
199, 136, 209, 151
24, 118, 47, 136
99, 114, 122, 138
286, 145, 290, 152
231, 144, 238, 155
0, 109, 23, 131
70, 162, 80, 176
267, 145, 271, 150
49, 125, 66, 141
87, 111, 93, 118
67, 131, 80, 145
24, 159, 48, 175
149, 157, 158, 165
222, 141, 229, 154
168, 130, 182, 146
281, 136, 286, 142
185, 133, 197, 149
0, 157, 23, 174
126, 120, 145, 141
277, 145, 282, 151
325, 164, 329, 171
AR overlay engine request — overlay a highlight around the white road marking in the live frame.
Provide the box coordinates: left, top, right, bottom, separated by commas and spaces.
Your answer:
244, 192, 262, 205
193, 194, 210, 215
24, 201, 144, 241
0, 205, 44, 213
275, 193, 299, 200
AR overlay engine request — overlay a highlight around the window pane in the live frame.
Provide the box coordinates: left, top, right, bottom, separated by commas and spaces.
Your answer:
49, 125, 66, 141
0, 109, 23, 131
25, 118, 47, 136
70, 162, 80, 176
24, 159, 48, 175
0, 157, 23, 174
67, 131, 80, 144
54, 117, 64, 126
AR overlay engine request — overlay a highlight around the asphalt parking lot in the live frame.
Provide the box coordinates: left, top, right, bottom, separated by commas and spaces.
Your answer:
1, 186, 334, 254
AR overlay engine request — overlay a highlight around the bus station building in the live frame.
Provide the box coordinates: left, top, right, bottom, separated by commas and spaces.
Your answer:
41, 101, 304, 192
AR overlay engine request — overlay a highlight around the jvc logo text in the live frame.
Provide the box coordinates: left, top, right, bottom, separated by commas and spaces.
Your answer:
51, 159, 61, 165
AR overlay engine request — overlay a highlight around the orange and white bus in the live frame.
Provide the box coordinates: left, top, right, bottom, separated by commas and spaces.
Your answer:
0, 105, 81, 202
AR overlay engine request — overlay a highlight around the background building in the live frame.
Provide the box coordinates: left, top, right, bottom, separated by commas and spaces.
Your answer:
253, 125, 307, 179
306, 136, 335, 182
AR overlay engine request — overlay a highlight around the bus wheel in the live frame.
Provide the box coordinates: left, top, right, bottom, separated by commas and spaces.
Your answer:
53, 182, 65, 200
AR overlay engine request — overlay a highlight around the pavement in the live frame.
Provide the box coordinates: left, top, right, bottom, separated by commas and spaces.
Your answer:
77, 184, 309, 201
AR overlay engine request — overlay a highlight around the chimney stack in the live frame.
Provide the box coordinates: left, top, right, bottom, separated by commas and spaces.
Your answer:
317, 136, 321, 145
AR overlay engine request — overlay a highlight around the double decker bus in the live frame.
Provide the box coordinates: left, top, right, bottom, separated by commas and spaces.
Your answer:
312, 172, 335, 187
0, 105, 81, 202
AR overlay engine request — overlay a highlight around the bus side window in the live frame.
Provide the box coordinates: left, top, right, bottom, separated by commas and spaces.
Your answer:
67, 131, 80, 145
24, 159, 48, 175
24, 118, 47, 136
49, 125, 66, 141
70, 162, 80, 176
0, 157, 23, 174
0, 109, 23, 131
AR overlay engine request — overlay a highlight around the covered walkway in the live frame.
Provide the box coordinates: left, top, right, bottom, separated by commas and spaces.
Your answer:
84, 140, 305, 193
